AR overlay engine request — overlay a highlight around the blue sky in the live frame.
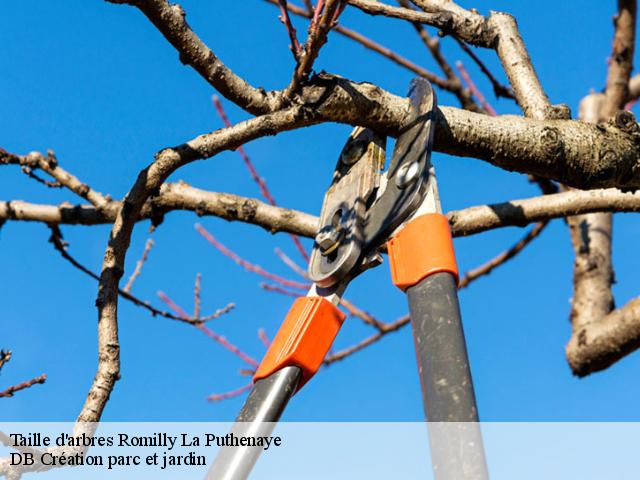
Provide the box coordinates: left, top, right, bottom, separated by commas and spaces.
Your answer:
1, 0, 639, 422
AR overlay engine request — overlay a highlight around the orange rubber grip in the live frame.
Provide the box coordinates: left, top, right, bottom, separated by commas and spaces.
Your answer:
387, 213, 459, 291
253, 297, 346, 390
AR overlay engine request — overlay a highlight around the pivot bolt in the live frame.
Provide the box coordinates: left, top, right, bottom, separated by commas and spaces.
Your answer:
396, 161, 419, 188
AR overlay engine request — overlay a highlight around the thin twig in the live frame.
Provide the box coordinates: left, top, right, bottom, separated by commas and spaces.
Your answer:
458, 221, 549, 288
456, 60, 497, 116
274, 247, 309, 278
277, 0, 302, 60
197, 325, 260, 367
208, 383, 253, 402
454, 38, 515, 99
325, 315, 409, 364
285, 0, 345, 96
123, 238, 154, 293
156, 292, 258, 367
48, 225, 231, 324
196, 223, 310, 290
265, 0, 452, 95
211, 96, 309, 261
0, 351, 11, 374
258, 328, 271, 348
339, 298, 385, 330
260, 282, 305, 297
194, 273, 202, 319
0, 374, 46, 398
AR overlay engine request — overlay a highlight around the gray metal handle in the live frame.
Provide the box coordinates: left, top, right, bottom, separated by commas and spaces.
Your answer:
406, 272, 489, 480
206, 366, 301, 480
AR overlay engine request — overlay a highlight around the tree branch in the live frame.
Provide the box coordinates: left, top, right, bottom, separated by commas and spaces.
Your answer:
566, 0, 638, 377
6, 186, 640, 240
106, 0, 279, 114
0, 374, 46, 399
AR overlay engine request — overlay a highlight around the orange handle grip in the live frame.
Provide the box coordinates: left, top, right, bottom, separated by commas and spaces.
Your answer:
387, 213, 459, 291
253, 297, 346, 390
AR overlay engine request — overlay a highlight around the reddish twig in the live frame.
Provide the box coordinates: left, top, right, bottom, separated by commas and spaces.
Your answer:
258, 328, 272, 348
197, 325, 260, 367
208, 382, 253, 402
156, 291, 257, 367
339, 298, 385, 330
455, 38, 515, 100
274, 247, 309, 278
265, 0, 451, 92
123, 238, 154, 293
458, 221, 549, 288
277, 0, 302, 60
325, 315, 409, 364
196, 223, 310, 290
194, 273, 202, 319
456, 60, 497, 116
260, 281, 305, 297
211, 95, 309, 261
0, 374, 47, 398
211, 96, 276, 205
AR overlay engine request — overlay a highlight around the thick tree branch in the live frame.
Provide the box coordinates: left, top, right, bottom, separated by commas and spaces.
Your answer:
566, 0, 638, 377
7, 186, 640, 241
106, 0, 279, 114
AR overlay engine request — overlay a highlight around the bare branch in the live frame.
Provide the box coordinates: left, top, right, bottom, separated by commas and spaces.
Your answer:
212, 96, 309, 260
7, 186, 640, 241
266, 0, 452, 94
346, 0, 454, 31
458, 221, 548, 288
602, 0, 637, 119
0, 351, 11, 374
1, 149, 108, 208
195, 223, 310, 290
454, 37, 514, 100
123, 238, 154, 293
566, 0, 638, 377
48, 225, 231, 324
107, 0, 278, 114
325, 315, 409, 364
0, 374, 46, 399
276, 0, 303, 60
456, 60, 497, 115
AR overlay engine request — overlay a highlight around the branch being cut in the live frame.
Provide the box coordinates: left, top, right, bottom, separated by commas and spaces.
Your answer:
6, 186, 640, 239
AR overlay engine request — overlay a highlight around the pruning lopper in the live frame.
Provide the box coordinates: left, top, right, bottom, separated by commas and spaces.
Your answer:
208, 78, 489, 480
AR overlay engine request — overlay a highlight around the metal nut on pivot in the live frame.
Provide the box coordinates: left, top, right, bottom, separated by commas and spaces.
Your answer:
396, 161, 420, 188
315, 228, 342, 255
